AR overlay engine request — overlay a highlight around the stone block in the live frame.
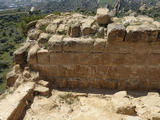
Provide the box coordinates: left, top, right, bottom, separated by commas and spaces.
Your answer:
37, 49, 50, 64
92, 38, 106, 52
14, 42, 31, 65
50, 53, 90, 65
69, 23, 81, 37
63, 37, 94, 52
125, 27, 159, 42
38, 33, 50, 44
96, 8, 112, 25
46, 24, 57, 33
48, 35, 64, 52
107, 23, 126, 43
27, 44, 40, 65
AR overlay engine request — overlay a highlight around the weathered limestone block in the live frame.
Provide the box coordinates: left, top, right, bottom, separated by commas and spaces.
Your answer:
37, 49, 50, 64
48, 35, 64, 52
27, 44, 40, 65
37, 65, 60, 78
14, 42, 31, 65
36, 19, 49, 29
93, 65, 118, 80
6, 70, 19, 87
96, 8, 112, 25
125, 25, 159, 42
28, 29, 41, 40
107, 23, 126, 42
38, 33, 50, 44
93, 38, 106, 52
112, 92, 136, 115
0, 82, 35, 120
63, 37, 94, 52
145, 66, 160, 90
56, 24, 68, 35
34, 85, 50, 97
117, 66, 149, 90
46, 24, 58, 33
105, 42, 133, 54
69, 23, 81, 37
50, 53, 90, 65
82, 18, 97, 36
149, 42, 160, 54
57, 65, 92, 78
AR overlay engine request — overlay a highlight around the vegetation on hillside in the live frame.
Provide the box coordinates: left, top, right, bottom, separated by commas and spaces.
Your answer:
0, 10, 46, 94
99, 0, 116, 8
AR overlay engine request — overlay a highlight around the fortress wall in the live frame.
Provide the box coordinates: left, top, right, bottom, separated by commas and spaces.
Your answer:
28, 25, 160, 90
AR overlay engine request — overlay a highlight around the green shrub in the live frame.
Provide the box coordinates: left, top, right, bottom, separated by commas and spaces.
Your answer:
40, 24, 47, 32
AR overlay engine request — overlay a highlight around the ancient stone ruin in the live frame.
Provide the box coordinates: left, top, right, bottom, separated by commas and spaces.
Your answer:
1, 8, 160, 120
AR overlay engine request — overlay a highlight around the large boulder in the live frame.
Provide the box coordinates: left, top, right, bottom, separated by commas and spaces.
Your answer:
96, 8, 112, 25
14, 42, 31, 65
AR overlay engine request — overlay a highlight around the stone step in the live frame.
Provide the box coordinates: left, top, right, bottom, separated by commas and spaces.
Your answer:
0, 82, 35, 120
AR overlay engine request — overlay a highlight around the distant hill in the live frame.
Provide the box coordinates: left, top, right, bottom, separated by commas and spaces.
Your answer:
98, 0, 160, 21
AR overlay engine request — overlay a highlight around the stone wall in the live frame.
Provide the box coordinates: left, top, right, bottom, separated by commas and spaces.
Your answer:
13, 11, 160, 90
29, 27, 160, 90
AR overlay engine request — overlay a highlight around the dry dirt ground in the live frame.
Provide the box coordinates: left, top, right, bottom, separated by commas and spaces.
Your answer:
24, 89, 160, 120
